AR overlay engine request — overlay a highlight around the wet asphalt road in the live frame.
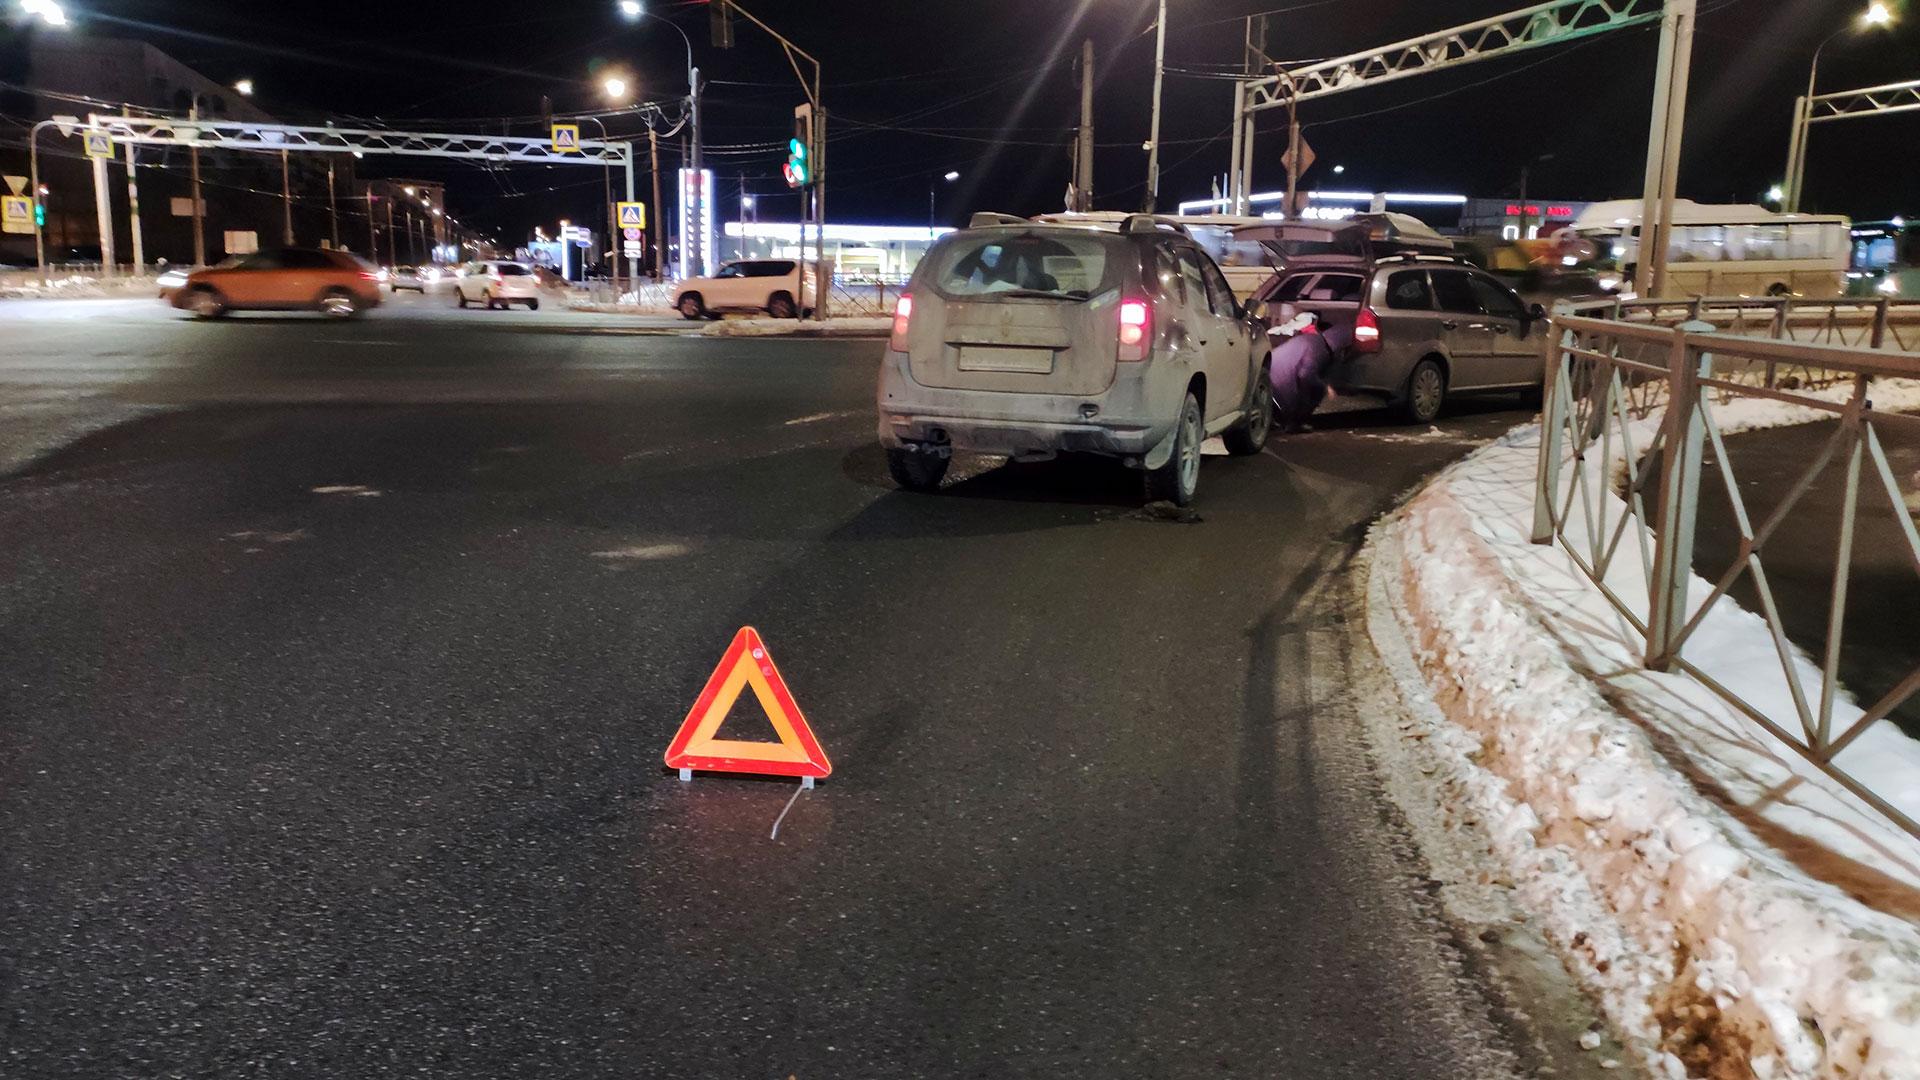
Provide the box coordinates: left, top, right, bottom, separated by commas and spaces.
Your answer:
2, 298, 1544, 1078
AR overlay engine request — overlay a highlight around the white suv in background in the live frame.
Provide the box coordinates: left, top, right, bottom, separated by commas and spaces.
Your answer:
673, 259, 816, 320
455, 261, 542, 310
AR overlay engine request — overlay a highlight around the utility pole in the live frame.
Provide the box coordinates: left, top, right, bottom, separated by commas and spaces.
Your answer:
123, 110, 145, 273
650, 126, 664, 280
689, 67, 705, 277
89, 141, 115, 278
1143, 0, 1167, 212
280, 148, 293, 246
1075, 39, 1095, 212
386, 197, 396, 265
189, 104, 206, 265
327, 158, 339, 251
1633, 0, 1696, 298
739, 172, 748, 260
366, 187, 377, 263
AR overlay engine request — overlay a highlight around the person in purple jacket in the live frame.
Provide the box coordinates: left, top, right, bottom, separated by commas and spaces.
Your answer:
1268, 311, 1337, 433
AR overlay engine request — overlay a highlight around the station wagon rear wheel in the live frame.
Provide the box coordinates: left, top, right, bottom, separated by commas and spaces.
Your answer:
1404, 359, 1447, 424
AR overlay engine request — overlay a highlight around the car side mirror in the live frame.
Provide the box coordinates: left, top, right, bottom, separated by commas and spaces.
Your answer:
1527, 302, 1547, 322
1245, 299, 1267, 322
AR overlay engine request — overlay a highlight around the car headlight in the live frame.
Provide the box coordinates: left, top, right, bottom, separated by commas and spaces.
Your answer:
156, 270, 188, 288
1878, 277, 1900, 295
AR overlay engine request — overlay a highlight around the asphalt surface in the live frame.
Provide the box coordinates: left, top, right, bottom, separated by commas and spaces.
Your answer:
1695, 413, 1920, 738
2, 296, 1558, 1078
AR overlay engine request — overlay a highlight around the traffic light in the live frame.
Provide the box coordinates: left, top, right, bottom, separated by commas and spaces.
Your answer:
785, 103, 813, 189
34, 201, 45, 228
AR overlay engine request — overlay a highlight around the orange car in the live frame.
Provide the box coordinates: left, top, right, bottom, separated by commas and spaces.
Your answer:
170, 248, 384, 319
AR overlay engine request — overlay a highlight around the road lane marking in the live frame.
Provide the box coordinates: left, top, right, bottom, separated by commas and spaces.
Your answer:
784, 410, 859, 426
311, 485, 382, 497
591, 543, 689, 560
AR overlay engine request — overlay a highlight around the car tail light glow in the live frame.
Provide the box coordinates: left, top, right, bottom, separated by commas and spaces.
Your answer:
1117, 299, 1151, 362
1354, 307, 1382, 353
890, 293, 913, 352
358, 272, 378, 281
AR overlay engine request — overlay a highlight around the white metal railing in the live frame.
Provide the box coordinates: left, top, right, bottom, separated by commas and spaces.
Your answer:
1532, 310, 1920, 838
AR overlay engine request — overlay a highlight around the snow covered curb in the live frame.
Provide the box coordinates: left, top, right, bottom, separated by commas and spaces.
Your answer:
697, 315, 890, 338
1369, 385, 1920, 1078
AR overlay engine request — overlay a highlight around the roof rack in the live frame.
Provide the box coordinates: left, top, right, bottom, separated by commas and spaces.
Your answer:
1374, 252, 1469, 265
1119, 214, 1192, 238
967, 212, 1031, 229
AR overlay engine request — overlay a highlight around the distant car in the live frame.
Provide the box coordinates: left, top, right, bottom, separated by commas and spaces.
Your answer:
390, 265, 427, 293
169, 248, 383, 319
1242, 214, 1547, 424
454, 261, 541, 310
877, 212, 1272, 506
673, 258, 816, 320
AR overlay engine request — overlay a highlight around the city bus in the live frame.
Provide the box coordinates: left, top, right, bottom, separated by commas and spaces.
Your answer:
1848, 219, 1920, 299
1569, 199, 1850, 298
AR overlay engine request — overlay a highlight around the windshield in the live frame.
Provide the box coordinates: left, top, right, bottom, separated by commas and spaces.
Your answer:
925, 231, 1120, 299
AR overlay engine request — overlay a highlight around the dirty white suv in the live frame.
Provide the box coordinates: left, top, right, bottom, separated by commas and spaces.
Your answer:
877, 213, 1272, 505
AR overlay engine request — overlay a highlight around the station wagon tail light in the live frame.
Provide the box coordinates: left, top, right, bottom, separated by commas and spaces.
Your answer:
890, 293, 913, 352
1353, 307, 1382, 353
1117, 299, 1151, 361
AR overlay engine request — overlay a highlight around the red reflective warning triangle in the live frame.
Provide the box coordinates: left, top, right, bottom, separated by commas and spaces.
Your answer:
664, 627, 831, 780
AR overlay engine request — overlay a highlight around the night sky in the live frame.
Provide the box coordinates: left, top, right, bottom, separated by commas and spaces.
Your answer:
6, 0, 1916, 239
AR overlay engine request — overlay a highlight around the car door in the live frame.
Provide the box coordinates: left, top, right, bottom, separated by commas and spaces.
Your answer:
214, 250, 283, 308
277, 249, 330, 305
1197, 252, 1253, 421
1465, 271, 1541, 386
1174, 247, 1239, 426
1427, 268, 1496, 389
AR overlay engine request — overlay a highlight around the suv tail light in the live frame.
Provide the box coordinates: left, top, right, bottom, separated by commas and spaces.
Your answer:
890, 293, 913, 352
1117, 299, 1151, 362
358, 271, 378, 281
1353, 307, 1382, 353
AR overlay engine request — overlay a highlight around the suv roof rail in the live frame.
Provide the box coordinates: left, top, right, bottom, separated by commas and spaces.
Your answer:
967, 212, 1031, 228
1119, 214, 1192, 238
1374, 252, 1469, 266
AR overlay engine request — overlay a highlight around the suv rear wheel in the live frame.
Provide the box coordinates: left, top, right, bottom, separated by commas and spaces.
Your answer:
767, 291, 798, 319
1144, 391, 1203, 506
886, 446, 948, 492
1223, 369, 1273, 456
1404, 359, 1448, 424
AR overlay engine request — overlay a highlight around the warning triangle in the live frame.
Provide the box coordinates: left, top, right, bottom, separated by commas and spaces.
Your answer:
664, 627, 831, 780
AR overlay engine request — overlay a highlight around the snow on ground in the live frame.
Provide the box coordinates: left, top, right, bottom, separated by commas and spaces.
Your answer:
1368, 378, 1920, 1078
697, 315, 891, 338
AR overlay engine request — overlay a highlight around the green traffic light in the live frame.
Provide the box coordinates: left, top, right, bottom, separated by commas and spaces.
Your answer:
34, 203, 46, 227
789, 138, 807, 160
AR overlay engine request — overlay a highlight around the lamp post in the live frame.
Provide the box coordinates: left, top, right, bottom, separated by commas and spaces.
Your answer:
587, 78, 630, 295
614, 2, 699, 280
1784, 2, 1895, 212
929, 170, 959, 238
1143, 0, 1168, 212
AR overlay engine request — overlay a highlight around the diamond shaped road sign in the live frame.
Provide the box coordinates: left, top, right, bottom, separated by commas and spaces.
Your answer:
617, 202, 646, 229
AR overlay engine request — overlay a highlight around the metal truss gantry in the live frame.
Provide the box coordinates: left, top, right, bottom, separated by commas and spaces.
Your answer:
1808, 77, 1920, 123
1224, 0, 1691, 296
86, 114, 632, 166
1238, 0, 1664, 113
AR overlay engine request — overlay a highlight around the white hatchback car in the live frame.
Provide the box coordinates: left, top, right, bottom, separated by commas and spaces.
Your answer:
673, 258, 816, 320
455, 261, 542, 310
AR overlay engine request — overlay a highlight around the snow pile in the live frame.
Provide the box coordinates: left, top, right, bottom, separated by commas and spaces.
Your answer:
699, 315, 890, 338
0, 273, 160, 300
1372, 378, 1920, 1078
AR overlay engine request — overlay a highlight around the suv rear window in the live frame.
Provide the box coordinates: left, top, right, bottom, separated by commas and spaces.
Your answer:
927, 231, 1117, 299
743, 260, 796, 278
1273, 272, 1363, 303
493, 264, 531, 277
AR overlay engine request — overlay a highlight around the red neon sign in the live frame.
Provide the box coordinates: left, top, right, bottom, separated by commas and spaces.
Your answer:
1505, 203, 1577, 218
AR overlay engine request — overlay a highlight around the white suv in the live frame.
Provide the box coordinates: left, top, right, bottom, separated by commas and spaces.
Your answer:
673, 259, 816, 320
455, 261, 542, 310
878, 214, 1272, 505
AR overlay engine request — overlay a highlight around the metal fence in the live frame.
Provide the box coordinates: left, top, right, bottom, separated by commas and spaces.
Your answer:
1582, 296, 1920, 355
1531, 309, 1920, 839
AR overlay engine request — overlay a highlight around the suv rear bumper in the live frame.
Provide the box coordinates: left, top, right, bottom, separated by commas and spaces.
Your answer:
876, 352, 1167, 458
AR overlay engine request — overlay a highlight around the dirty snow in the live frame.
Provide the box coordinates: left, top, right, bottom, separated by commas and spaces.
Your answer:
1370, 377, 1920, 1078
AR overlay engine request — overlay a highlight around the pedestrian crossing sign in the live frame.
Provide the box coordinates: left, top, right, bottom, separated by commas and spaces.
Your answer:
664, 626, 832, 782
617, 201, 646, 229
551, 123, 581, 153
1, 195, 32, 235
84, 131, 113, 159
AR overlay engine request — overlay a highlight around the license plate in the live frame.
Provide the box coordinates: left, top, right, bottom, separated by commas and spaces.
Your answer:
956, 346, 1054, 374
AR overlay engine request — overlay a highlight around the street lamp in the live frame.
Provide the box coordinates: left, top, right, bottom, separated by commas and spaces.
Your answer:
617, 0, 642, 18
1784, 2, 1897, 210
233, 79, 254, 97
930, 170, 960, 236
1765, 184, 1786, 205
20, 0, 68, 27
602, 76, 629, 102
